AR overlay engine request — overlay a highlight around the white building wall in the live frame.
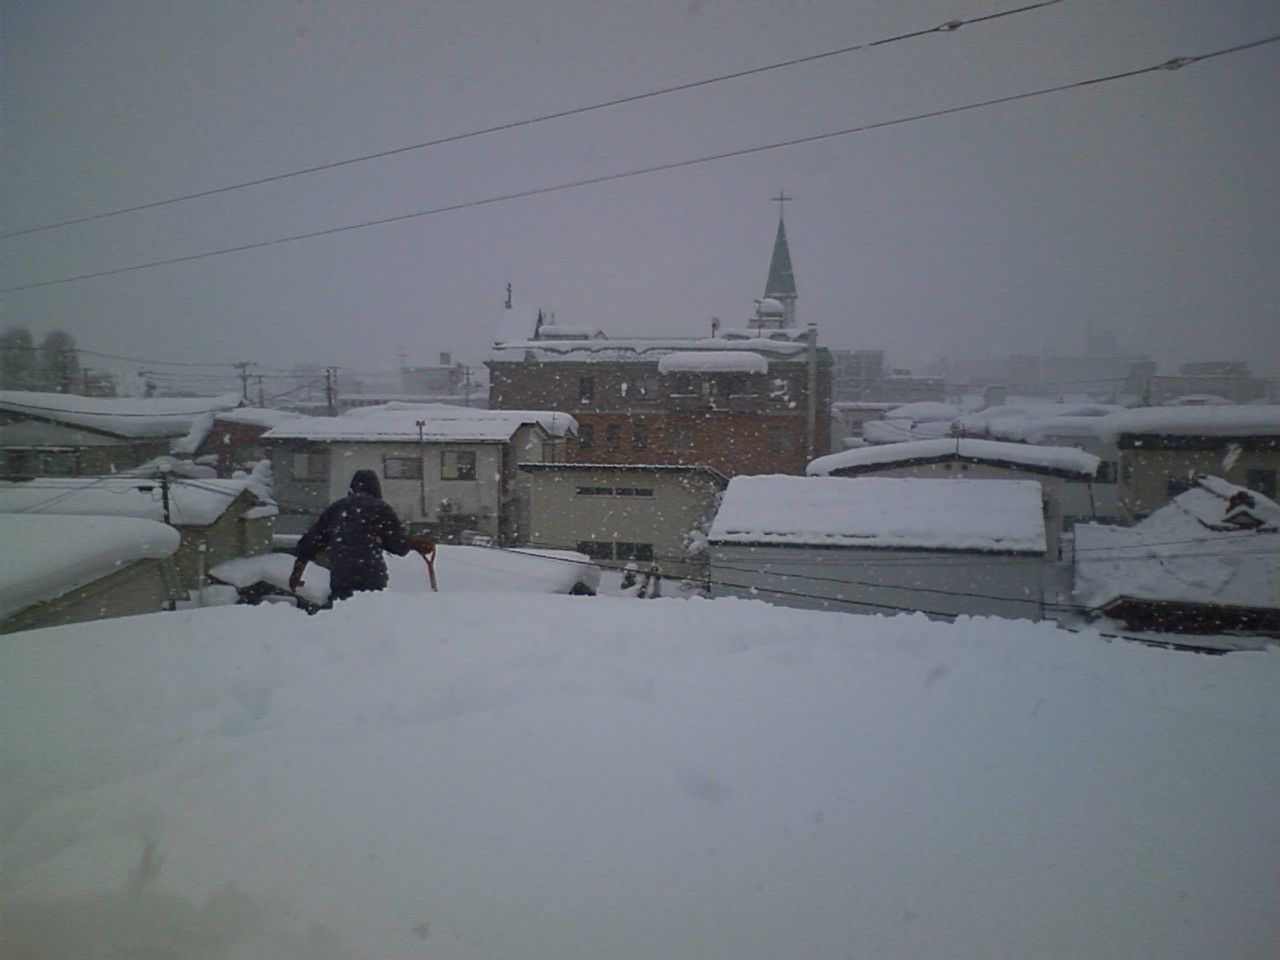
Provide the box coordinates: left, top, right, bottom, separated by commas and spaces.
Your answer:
325, 441, 505, 535
709, 544, 1050, 620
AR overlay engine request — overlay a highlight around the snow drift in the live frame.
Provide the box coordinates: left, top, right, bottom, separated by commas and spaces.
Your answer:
2, 594, 1276, 959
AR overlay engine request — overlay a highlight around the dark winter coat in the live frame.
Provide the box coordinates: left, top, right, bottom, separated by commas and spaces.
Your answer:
294, 470, 413, 601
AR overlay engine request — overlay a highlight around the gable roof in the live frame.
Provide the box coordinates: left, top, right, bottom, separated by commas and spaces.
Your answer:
807, 437, 1100, 478
709, 476, 1046, 553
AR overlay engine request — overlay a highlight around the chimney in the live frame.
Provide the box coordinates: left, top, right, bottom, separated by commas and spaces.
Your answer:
439, 352, 451, 366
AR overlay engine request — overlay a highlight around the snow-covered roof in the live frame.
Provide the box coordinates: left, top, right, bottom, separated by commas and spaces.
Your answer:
0, 476, 273, 526
213, 407, 312, 428
956, 402, 1280, 445
1075, 476, 1279, 611
709, 476, 1047, 553
0, 390, 241, 439
955, 403, 1121, 442
883, 401, 961, 422
490, 336, 810, 363
1104, 405, 1280, 440
0, 513, 180, 616
807, 438, 1100, 477
861, 418, 955, 444
715, 327, 809, 342
657, 351, 769, 375
262, 404, 576, 442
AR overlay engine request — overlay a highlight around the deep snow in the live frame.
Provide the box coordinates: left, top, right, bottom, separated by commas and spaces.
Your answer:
2, 593, 1277, 959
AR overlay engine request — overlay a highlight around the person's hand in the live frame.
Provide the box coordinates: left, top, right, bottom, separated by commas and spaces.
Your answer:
288, 560, 306, 593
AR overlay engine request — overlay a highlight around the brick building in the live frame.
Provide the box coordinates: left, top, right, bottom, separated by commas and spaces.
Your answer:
487, 331, 831, 477
486, 202, 832, 477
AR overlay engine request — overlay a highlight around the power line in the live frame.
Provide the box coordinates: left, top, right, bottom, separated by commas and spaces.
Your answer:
3, 34, 1274, 297
0, 0, 1066, 239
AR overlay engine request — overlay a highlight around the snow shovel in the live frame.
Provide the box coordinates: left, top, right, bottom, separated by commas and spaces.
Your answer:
419, 545, 438, 592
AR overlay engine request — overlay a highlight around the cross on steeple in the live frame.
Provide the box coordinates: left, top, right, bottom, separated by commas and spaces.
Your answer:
772, 188, 793, 220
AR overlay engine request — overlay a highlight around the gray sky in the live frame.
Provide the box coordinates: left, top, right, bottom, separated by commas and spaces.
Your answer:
2, 0, 1277, 386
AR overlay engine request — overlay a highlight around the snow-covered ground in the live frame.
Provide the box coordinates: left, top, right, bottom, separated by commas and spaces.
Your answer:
3, 594, 1276, 959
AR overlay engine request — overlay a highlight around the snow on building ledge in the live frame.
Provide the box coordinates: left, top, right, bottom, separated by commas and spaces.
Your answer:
807, 438, 1100, 478
657, 351, 769, 375
709, 475, 1047, 553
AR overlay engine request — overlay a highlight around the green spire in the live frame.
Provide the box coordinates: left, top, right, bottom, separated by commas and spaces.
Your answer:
764, 216, 796, 300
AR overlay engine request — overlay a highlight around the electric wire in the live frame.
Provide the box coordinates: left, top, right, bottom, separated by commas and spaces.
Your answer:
3, 34, 1276, 296
0, 0, 1066, 239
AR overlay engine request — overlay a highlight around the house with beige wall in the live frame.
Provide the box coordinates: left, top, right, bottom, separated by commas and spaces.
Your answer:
263, 403, 575, 542
1106, 406, 1280, 520
516, 462, 727, 578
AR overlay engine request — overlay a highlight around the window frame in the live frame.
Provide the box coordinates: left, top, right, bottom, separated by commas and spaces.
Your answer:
382, 456, 423, 480
441, 449, 477, 481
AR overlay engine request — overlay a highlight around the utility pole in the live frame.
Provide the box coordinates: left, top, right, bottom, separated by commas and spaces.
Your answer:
325, 367, 339, 416
504, 282, 513, 310
235, 361, 252, 405
158, 470, 176, 611
415, 419, 427, 522
806, 323, 818, 462
256, 376, 265, 407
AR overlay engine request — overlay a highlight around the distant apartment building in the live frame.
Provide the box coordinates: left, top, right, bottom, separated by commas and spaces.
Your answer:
830, 349, 944, 403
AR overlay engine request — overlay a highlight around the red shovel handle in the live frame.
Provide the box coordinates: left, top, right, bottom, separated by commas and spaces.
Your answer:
419, 546, 438, 592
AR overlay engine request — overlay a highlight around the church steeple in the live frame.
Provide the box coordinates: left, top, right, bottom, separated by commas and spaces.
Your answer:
763, 190, 797, 327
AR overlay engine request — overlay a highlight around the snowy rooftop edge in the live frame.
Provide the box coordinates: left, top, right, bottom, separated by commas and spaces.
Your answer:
808, 438, 1100, 477
709, 476, 1047, 553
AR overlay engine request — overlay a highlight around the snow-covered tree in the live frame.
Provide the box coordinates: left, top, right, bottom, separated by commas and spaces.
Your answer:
0, 326, 37, 389
38, 330, 79, 392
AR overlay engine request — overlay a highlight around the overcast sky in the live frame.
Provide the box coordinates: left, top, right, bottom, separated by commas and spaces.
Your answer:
2, 0, 1277, 388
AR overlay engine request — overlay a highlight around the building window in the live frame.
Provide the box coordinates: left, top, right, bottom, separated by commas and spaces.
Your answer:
605, 424, 621, 452
633, 423, 648, 450
578, 424, 594, 449
383, 457, 422, 480
615, 487, 654, 497
441, 450, 477, 481
291, 451, 326, 480
579, 376, 595, 404
1246, 468, 1277, 499
615, 542, 654, 562
574, 540, 654, 562
575, 486, 613, 496
635, 375, 659, 398
1095, 461, 1118, 484
667, 424, 694, 451
768, 426, 797, 453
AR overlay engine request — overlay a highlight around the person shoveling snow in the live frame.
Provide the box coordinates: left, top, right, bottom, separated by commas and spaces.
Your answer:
289, 469, 434, 605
